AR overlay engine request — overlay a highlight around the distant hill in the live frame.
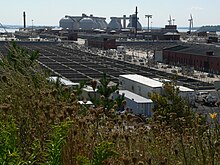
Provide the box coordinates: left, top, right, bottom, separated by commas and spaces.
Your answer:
197, 25, 220, 32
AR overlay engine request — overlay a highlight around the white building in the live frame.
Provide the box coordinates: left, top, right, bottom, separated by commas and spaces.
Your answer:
119, 74, 195, 104
81, 85, 98, 100
119, 74, 163, 98
153, 77, 195, 103
78, 100, 93, 107
177, 85, 195, 104
48, 76, 79, 89
113, 90, 154, 117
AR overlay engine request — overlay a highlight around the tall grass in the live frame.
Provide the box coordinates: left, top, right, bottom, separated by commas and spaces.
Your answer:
0, 43, 219, 164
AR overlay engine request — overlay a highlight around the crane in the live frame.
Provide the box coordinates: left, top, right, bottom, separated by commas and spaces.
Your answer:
0, 22, 7, 33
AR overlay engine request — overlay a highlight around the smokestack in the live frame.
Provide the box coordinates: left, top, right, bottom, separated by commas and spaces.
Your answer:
123, 15, 126, 28
23, 11, 26, 29
135, 6, 138, 37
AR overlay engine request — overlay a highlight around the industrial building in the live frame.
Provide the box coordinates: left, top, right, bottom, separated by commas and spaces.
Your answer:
163, 45, 220, 73
146, 25, 180, 41
119, 74, 164, 98
86, 35, 117, 50
113, 90, 153, 117
119, 74, 195, 102
59, 14, 108, 31
59, 11, 142, 33
107, 14, 142, 32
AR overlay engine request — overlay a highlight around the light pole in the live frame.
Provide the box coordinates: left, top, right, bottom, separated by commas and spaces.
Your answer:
151, 21, 153, 30
145, 15, 152, 67
145, 15, 152, 32
31, 20, 34, 36
172, 19, 175, 25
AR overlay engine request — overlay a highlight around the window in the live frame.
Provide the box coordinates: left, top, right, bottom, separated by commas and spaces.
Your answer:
138, 86, 141, 94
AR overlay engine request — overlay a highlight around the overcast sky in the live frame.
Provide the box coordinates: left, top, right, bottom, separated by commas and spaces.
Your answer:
0, 0, 219, 27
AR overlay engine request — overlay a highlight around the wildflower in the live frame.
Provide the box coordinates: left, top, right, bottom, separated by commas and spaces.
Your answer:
0, 103, 11, 111
209, 112, 217, 120
138, 161, 144, 165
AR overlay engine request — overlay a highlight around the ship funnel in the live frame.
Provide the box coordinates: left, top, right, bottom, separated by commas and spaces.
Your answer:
23, 11, 26, 29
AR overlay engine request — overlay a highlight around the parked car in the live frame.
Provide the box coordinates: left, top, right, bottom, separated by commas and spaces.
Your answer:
207, 73, 215, 78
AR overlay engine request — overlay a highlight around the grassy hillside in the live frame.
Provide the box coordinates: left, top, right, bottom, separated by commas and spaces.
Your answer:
0, 42, 219, 164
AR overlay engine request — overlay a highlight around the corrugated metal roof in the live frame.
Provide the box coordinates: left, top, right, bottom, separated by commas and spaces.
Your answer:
118, 90, 153, 103
120, 74, 163, 88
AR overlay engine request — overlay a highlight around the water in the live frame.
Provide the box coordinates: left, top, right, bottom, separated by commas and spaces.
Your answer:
0, 28, 19, 33
178, 28, 189, 32
0, 25, 23, 33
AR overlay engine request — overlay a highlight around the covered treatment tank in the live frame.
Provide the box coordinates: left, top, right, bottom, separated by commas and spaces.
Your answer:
59, 17, 79, 30
107, 18, 122, 31
127, 14, 142, 30
79, 17, 98, 30
94, 19, 107, 30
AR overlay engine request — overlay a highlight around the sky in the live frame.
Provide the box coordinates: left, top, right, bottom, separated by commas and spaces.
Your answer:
0, 0, 220, 27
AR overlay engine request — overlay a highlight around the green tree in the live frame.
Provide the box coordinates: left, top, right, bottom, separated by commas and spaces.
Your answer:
149, 81, 193, 129
90, 74, 118, 111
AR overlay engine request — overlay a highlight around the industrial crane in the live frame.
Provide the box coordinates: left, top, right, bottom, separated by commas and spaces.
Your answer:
0, 22, 15, 38
0, 22, 8, 33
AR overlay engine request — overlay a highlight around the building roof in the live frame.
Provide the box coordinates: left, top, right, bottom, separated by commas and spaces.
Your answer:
164, 32, 180, 36
78, 100, 93, 105
120, 74, 163, 88
48, 76, 79, 86
177, 86, 194, 92
82, 85, 97, 92
118, 90, 153, 103
164, 44, 220, 57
